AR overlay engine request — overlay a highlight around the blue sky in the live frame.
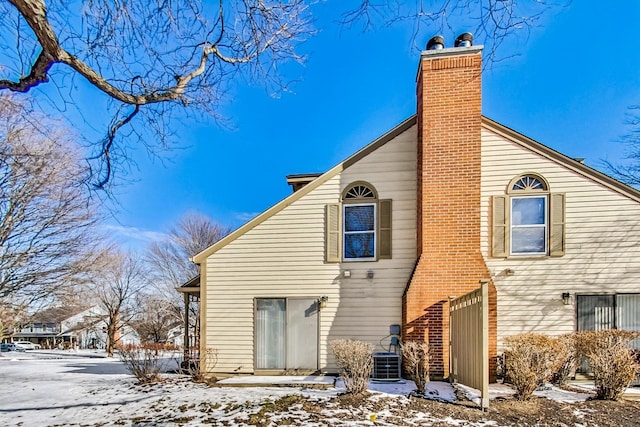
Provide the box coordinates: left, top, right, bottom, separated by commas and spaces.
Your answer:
101, 2, 640, 248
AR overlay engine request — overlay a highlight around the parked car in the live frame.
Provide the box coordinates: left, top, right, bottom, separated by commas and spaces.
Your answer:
0, 343, 24, 352
13, 341, 37, 350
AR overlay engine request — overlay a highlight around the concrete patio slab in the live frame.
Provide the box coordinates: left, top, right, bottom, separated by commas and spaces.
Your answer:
217, 375, 336, 388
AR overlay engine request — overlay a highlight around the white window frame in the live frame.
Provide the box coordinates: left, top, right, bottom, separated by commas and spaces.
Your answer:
343, 202, 377, 261
510, 195, 548, 256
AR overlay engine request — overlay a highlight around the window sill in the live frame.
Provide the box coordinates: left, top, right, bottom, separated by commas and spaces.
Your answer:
505, 254, 550, 260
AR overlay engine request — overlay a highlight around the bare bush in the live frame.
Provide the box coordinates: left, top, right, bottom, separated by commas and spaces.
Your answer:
182, 347, 219, 383
503, 333, 567, 400
330, 339, 373, 394
575, 330, 640, 401
118, 343, 171, 384
553, 333, 579, 386
401, 340, 430, 394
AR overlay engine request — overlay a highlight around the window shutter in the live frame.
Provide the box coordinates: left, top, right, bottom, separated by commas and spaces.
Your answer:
549, 193, 566, 257
379, 199, 392, 259
325, 203, 341, 263
492, 196, 508, 257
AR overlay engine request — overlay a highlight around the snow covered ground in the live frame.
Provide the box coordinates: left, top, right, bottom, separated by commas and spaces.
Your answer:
0, 350, 635, 426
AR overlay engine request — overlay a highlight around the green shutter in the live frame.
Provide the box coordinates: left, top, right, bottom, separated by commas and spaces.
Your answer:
379, 199, 392, 259
549, 193, 566, 257
492, 195, 508, 257
326, 203, 341, 263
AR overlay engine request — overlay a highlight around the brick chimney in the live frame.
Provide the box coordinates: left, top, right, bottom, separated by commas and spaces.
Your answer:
403, 35, 497, 379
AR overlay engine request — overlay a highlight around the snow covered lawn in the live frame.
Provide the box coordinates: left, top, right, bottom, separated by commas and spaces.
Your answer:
1, 351, 639, 426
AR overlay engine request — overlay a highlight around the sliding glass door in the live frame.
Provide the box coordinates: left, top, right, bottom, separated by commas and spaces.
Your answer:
577, 293, 640, 349
255, 299, 286, 369
255, 298, 318, 370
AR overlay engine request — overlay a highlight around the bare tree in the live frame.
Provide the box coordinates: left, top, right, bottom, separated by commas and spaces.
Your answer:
130, 296, 177, 345
145, 212, 230, 360
0, 95, 101, 305
92, 250, 146, 357
147, 211, 231, 306
0, 1, 312, 188
0, 300, 25, 343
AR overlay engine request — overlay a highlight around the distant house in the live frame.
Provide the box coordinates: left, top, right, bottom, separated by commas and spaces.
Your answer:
167, 325, 184, 347
14, 306, 106, 349
118, 325, 141, 347
187, 35, 640, 379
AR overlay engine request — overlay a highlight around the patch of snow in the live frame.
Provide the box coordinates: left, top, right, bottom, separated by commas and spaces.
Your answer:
533, 384, 592, 403
2, 353, 638, 426
423, 380, 457, 402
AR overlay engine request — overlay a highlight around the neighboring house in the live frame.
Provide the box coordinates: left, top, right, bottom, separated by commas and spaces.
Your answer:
189, 36, 640, 379
14, 306, 106, 349
167, 325, 184, 348
118, 325, 141, 347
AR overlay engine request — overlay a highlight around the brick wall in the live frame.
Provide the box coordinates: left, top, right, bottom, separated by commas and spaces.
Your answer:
404, 47, 497, 380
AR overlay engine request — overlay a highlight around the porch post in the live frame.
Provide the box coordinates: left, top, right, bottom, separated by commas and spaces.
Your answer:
183, 292, 189, 363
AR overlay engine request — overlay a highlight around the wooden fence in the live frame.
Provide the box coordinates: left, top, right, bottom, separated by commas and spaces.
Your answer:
449, 280, 489, 409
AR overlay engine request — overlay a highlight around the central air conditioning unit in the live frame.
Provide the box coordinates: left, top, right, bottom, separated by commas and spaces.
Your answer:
372, 352, 401, 381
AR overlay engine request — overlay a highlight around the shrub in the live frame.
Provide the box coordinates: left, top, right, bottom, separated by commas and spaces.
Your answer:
401, 340, 430, 394
575, 330, 640, 401
118, 344, 167, 384
503, 333, 566, 400
330, 339, 373, 394
552, 333, 579, 386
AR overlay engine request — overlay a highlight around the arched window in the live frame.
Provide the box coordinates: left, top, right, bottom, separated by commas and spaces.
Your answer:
325, 182, 392, 262
342, 182, 378, 260
508, 174, 549, 255
492, 173, 565, 257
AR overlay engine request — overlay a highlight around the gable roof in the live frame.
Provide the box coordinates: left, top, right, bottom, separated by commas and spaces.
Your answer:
483, 117, 640, 204
192, 115, 417, 263
29, 305, 91, 323
192, 115, 640, 264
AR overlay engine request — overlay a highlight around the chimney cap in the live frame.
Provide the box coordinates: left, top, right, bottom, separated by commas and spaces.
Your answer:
454, 32, 473, 47
426, 35, 445, 50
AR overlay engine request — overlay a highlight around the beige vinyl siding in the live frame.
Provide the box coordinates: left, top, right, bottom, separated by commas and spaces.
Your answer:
203, 126, 417, 374
481, 127, 640, 347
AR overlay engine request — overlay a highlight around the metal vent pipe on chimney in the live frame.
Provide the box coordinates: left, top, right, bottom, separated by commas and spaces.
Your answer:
454, 32, 473, 47
426, 35, 445, 50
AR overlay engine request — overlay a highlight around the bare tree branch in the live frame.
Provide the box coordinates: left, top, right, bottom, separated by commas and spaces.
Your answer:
0, 1, 565, 188
603, 105, 640, 187
340, 1, 567, 65
0, 0, 313, 187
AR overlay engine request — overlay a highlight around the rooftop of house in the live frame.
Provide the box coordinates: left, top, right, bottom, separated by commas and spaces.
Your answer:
28, 305, 93, 324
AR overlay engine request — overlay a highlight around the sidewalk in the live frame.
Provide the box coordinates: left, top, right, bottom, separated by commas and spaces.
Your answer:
0, 349, 108, 360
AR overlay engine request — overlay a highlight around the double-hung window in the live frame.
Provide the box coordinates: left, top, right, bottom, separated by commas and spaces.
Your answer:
344, 203, 376, 260
510, 195, 547, 255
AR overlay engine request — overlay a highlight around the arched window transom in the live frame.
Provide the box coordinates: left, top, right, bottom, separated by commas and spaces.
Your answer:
511, 175, 547, 192
344, 184, 376, 200
508, 174, 549, 194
